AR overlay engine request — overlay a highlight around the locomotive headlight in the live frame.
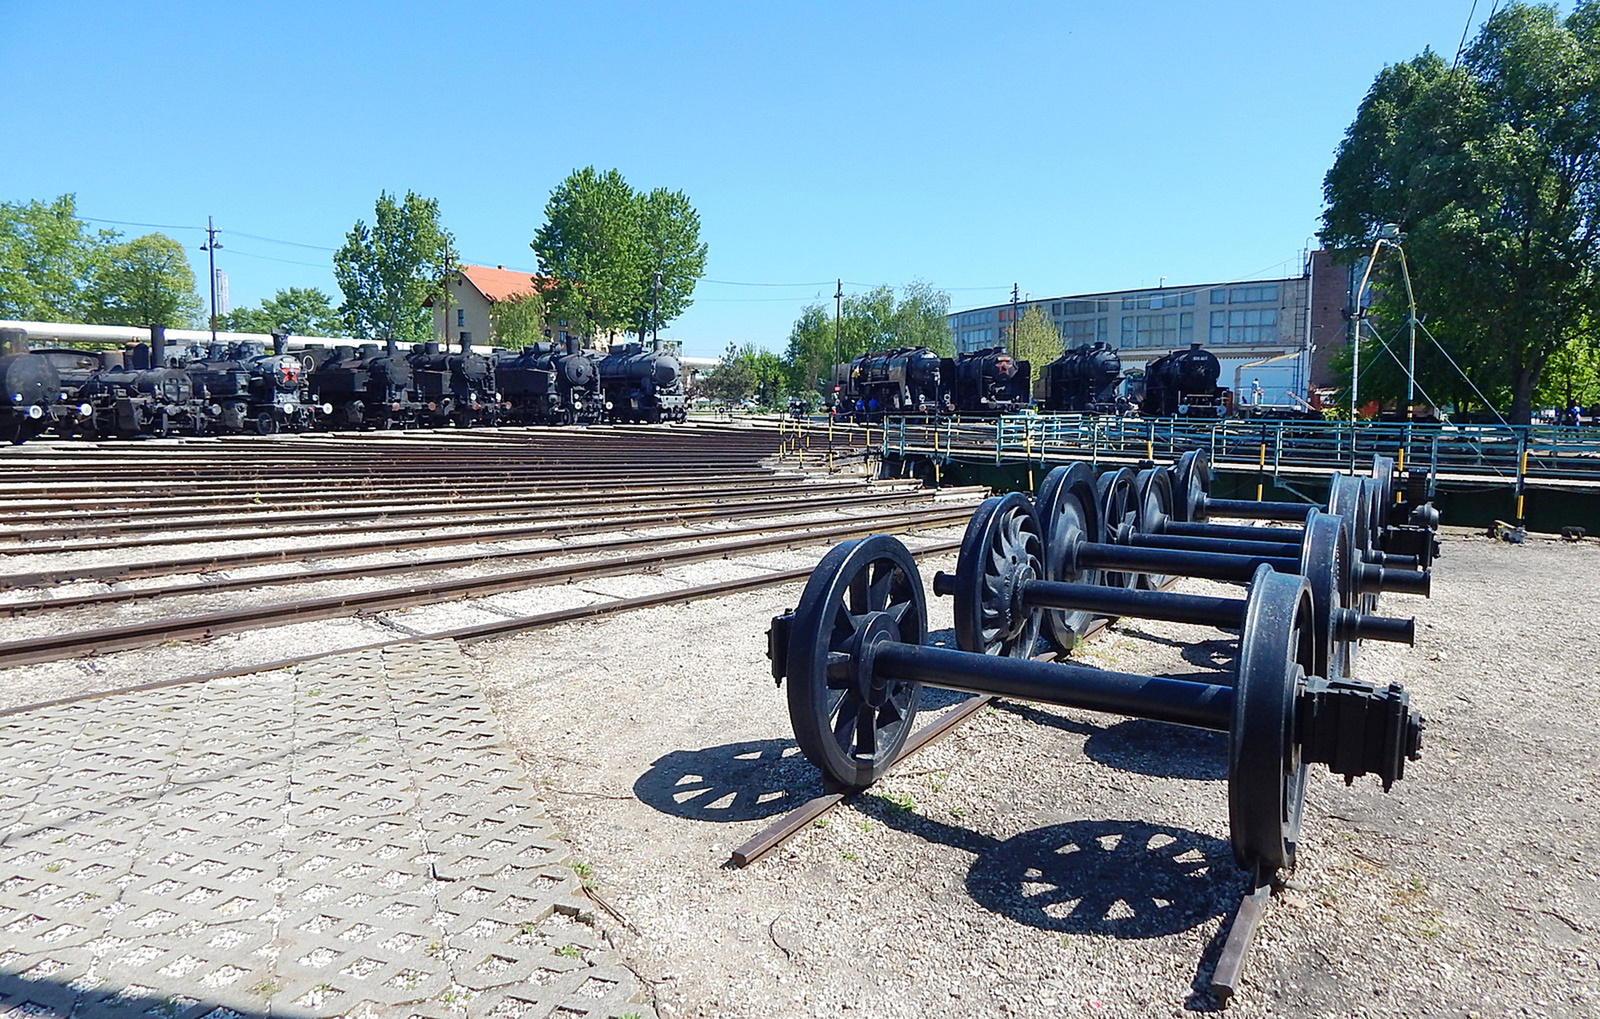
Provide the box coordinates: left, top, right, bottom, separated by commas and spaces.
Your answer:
26, 405, 44, 420
77, 403, 92, 416
321, 403, 333, 415
572, 399, 583, 409
605, 400, 614, 410
284, 402, 299, 415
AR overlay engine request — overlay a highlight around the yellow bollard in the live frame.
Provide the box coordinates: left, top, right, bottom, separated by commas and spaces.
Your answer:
1396, 447, 1406, 503
1256, 442, 1267, 501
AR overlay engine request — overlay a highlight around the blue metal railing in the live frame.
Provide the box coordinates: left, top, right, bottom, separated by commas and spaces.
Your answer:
880, 414, 1600, 492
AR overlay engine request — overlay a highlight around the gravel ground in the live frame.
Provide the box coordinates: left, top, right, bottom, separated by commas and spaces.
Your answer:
465, 526, 1600, 1018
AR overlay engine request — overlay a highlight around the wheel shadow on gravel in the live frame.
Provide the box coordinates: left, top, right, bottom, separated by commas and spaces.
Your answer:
994, 703, 1228, 781
1114, 628, 1238, 674
634, 739, 819, 822
633, 683, 982, 823
856, 797, 1241, 940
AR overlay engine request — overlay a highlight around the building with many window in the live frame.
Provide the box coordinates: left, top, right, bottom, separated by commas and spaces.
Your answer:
948, 255, 1350, 403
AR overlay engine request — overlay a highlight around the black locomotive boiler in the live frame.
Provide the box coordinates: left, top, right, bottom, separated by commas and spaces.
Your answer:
0, 328, 75, 444
184, 334, 324, 434
304, 340, 422, 430
495, 339, 602, 425
943, 346, 1031, 415
597, 343, 686, 423
1139, 343, 1229, 418
1039, 342, 1124, 414
407, 340, 500, 427
835, 346, 944, 418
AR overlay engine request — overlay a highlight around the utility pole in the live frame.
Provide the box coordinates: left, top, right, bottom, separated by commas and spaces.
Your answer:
834, 278, 843, 368
200, 216, 222, 344
439, 238, 453, 349
652, 271, 663, 350
1009, 283, 1020, 355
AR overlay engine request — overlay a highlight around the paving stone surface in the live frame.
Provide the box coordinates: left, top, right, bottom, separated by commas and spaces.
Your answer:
0, 641, 654, 1019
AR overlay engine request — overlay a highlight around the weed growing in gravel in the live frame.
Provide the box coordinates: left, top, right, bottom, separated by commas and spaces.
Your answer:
879, 791, 915, 812
949, 807, 965, 818
439, 988, 474, 1005
557, 944, 584, 958
306, 688, 322, 697
812, 818, 829, 829
856, 819, 875, 834
248, 979, 281, 998
44, 862, 61, 873
840, 851, 858, 862
571, 860, 598, 889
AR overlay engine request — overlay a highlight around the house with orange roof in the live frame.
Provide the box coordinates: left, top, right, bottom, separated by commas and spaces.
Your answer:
432, 264, 621, 352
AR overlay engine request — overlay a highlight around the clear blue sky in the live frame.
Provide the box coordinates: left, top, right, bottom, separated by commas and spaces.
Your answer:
2, 1, 1506, 358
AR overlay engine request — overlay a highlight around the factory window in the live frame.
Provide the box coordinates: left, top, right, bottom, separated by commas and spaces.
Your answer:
1059, 299, 1104, 316
1208, 307, 1279, 344
1179, 312, 1194, 344
1061, 318, 1100, 345
1211, 288, 1228, 304
456, 309, 466, 327
1230, 284, 1280, 304
1122, 313, 1179, 348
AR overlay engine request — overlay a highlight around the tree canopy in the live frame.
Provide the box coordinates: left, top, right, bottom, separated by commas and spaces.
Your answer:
223, 287, 342, 336
1010, 305, 1062, 369
782, 282, 954, 398
79, 234, 204, 329
334, 191, 454, 342
0, 195, 119, 321
488, 293, 548, 349
531, 168, 707, 342
1322, 2, 1600, 423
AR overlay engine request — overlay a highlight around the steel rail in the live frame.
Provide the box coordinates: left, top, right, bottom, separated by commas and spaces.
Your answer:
0, 485, 966, 561
0, 487, 985, 589
3, 504, 978, 617
0, 470, 852, 516
0, 513, 972, 669
0, 477, 889, 540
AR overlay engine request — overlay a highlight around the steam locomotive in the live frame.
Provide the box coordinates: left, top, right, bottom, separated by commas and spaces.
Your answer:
1138, 343, 1229, 418
597, 343, 686, 423
831, 346, 1031, 420
0, 328, 81, 444
1038, 342, 1126, 414
303, 340, 423, 430
495, 339, 603, 426
184, 336, 327, 434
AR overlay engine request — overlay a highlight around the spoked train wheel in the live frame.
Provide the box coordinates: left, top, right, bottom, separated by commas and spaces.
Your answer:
952, 492, 1044, 658
784, 535, 928, 788
1033, 464, 1102, 651
1229, 566, 1316, 876
1095, 468, 1139, 592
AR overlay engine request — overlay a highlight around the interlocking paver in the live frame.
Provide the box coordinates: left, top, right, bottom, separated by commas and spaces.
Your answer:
0, 640, 655, 1018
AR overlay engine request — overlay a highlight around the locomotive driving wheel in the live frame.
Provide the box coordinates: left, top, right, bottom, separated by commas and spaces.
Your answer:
784, 536, 927, 788
1095, 468, 1139, 592
1033, 464, 1103, 650
1229, 567, 1316, 875
1171, 449, 1211, 523
1132, 467, 1176, 590
952, 493, 1044, 658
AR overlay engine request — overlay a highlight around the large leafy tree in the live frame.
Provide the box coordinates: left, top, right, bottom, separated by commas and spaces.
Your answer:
0, 194, 116, 320
334, 191, 454, 342
1010, 305, 1062, 368
531, 168, 706, 342
488, 293, 548, 349
700, 341, 758, 406
783, 282, 957, 398
223, 286, 342, 336
83, 233, 203, 328
1322, 2, 1600, 423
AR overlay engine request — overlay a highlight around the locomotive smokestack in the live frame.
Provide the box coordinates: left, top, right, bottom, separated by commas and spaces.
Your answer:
460, 331, 472, 353
565, 336, 579, 356
386, 336, 398, 358
0, 327, 27, 356
272, 331, 289, 356
150, 324, 167, 367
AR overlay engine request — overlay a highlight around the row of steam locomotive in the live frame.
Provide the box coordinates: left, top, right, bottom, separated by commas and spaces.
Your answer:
832, 341, 1229, 421
0, 325, 685, 442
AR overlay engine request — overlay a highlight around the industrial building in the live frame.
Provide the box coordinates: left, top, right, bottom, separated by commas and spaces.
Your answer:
948, 253, 1352, 406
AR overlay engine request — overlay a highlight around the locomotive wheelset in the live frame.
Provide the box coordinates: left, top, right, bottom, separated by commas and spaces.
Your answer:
0, 326, 689, 441
766, 457, 1432, 880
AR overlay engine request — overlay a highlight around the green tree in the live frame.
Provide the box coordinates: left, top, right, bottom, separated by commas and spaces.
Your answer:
334, 190, 454, 342
0, 194, 116, 321
1010, 305, 1062, 368
223, 287, 343, 335
633, 187, 708, 341
488, 293, 548, 348
782, 282, 956, 400
531, 168, 707, 342
82, 233, 203, 328
1534, 333, 1600, 411
1322, 2, 1600, 423
700, 341, 757, 405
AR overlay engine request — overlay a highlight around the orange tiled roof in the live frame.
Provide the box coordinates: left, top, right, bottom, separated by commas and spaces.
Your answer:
457, 265, 558, 303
